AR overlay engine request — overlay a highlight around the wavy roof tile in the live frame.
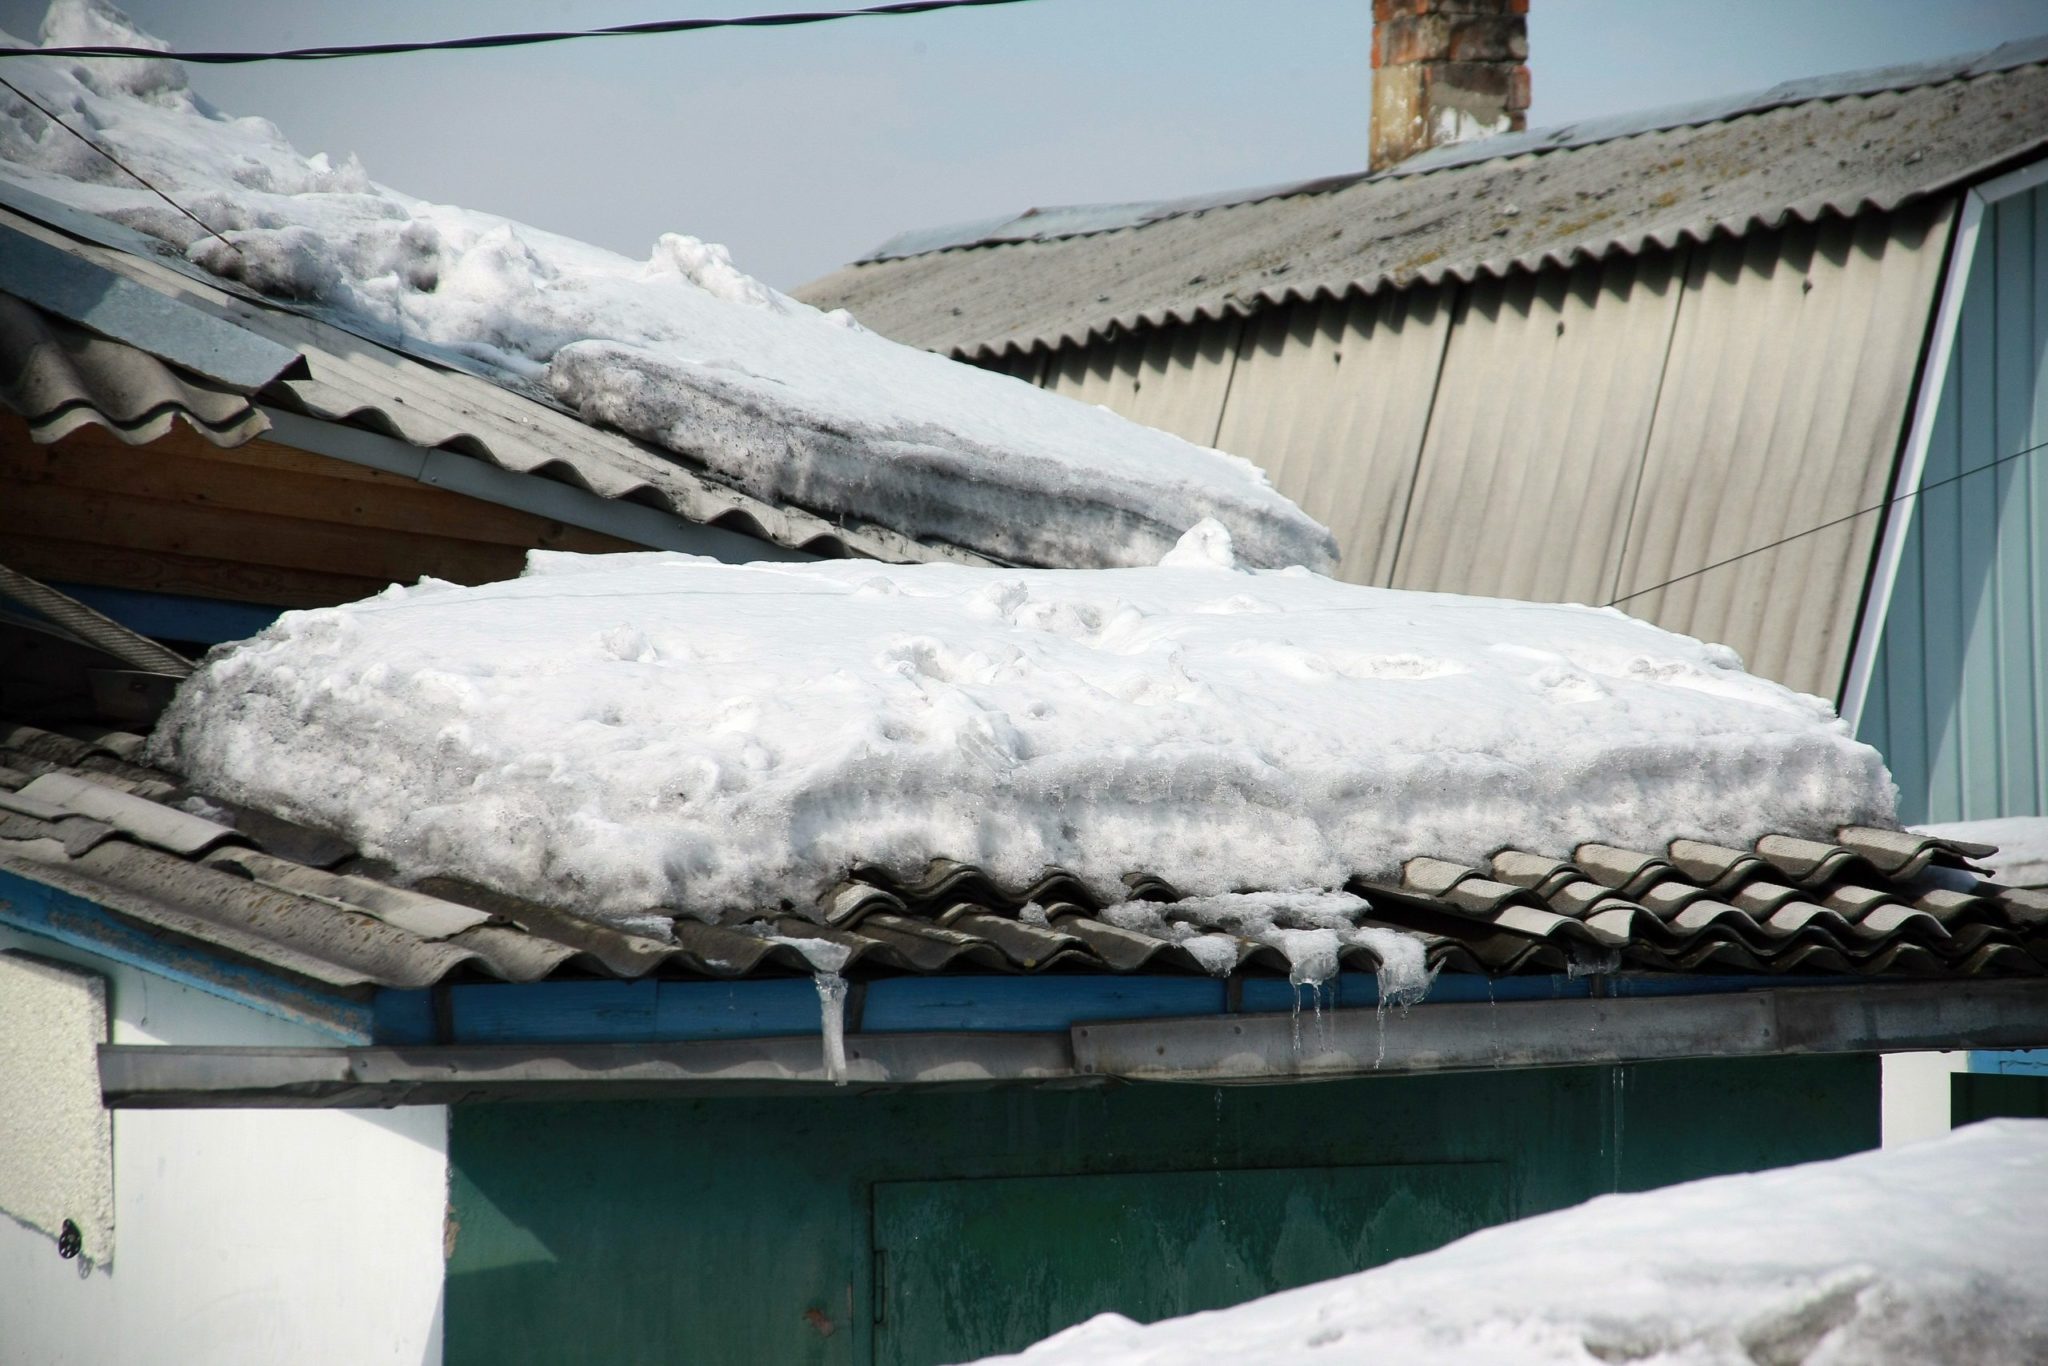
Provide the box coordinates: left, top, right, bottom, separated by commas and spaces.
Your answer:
796, 44, 2048, 358
1, 721, 2039, 1002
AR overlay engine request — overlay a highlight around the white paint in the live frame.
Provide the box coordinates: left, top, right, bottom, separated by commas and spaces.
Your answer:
1881, 1051, 1968, 1148
0, 952, 113, 1262
0, 928, 447, 1366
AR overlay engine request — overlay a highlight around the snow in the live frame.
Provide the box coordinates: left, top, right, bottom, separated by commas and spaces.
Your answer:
973, 1120, 2048, 1366
1911, 817, 2048, 889
1096, 891, 1433, 1002
0, 1, 1334, 573
150, 526, 1895, 927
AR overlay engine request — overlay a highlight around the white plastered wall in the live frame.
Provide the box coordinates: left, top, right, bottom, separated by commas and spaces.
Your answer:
1881, 1052, 1970, 1148
0, 927, 448, 1366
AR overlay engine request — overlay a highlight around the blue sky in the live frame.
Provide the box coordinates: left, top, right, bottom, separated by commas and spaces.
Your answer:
2, 1, 2042, 285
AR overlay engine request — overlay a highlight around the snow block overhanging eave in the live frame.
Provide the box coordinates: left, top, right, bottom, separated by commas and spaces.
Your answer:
0, 12, 1336, 574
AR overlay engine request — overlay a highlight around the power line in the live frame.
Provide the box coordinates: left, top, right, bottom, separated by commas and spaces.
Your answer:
1607, 433, 2048, 608
0, 74, 238, 255
0, 0, 1045, 65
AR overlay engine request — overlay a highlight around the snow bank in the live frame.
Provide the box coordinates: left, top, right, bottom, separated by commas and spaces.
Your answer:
0, 1, 1333, 572
976, 1120, 2048, 1366
1912, 817, 2048, 889
151, 531, 1895, 924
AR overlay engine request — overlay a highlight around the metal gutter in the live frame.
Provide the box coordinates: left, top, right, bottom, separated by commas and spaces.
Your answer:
98, 978, 2048, 1107
99, 1032, 1078, 1107
258, 407, 816, 565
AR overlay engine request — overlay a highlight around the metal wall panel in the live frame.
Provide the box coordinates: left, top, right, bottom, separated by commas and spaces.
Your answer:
1611, 204, 1951, 697
1040, 319, 1242, 450
1862, 185, 2048, 824
1212, 289, 1452, 584
980, 350, 1047, 385
1391, 251, 1684, 603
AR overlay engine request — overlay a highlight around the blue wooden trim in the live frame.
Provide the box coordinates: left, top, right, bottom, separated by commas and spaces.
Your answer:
1607, 973, 1854, 998
445, 978, 826, 1044
449, 980, 657, 1043
862, 975, 1225, 1034
1970, 1049, 2048, 1075
0, 866, 372, 1043
1418, 972, 1592, 1004
45, 583, 283, 645
373, 989, 438, 1046
657, 978, 821, 1039
428, 968, 1924, 1046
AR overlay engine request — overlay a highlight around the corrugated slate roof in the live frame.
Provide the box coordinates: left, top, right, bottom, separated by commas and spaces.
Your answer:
796, 52, 2048, 358
0, 292, 268, 447
2, 721, 2041, 998
0, 195, 986, 567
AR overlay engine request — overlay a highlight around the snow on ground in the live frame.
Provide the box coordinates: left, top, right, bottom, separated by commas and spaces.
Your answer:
1912, 817, 2048, 889
0, 1, 1333, 572
151, 527, 1895, 926
973, 1120, 2048, 1366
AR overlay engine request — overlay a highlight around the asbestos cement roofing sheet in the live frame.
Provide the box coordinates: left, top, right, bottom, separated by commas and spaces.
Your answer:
796, 58, 2048, 359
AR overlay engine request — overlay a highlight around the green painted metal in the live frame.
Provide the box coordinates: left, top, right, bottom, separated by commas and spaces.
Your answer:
1952, 1073, 2048, 1123
872, 1163, 1505, 1365
1862, 182, 2048, 824
444, 1054, 1876, 1366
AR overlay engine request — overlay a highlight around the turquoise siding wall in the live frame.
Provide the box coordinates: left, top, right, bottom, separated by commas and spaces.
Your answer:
445, 1056, 1877, 1366
1862, 183, 2048, 824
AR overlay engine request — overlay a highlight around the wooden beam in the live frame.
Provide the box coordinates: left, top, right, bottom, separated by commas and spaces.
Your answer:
3, 481, 537, 584
5, 434, 626, 551
0, 533, 391, 609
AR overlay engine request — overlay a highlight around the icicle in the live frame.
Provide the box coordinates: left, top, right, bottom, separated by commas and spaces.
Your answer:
815, 969, 849, 1085
737, 922, 854, 1084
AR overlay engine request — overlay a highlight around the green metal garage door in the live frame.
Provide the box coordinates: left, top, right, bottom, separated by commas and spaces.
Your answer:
872, 1162, 1507, 1366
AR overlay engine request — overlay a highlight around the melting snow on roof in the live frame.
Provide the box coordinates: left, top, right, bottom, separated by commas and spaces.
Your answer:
974, 1119, 2048, 1366
0, 0, 1333, 572
150, 523, 1895, 927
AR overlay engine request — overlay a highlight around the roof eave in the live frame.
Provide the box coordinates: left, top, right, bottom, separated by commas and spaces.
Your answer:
98, 976, 2048, 1106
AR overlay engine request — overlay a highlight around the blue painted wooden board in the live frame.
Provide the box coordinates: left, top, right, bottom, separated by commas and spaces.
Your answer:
861, 975, 1223, 1033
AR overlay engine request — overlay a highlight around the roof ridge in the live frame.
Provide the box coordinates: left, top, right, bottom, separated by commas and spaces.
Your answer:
848, 33, 2048, 265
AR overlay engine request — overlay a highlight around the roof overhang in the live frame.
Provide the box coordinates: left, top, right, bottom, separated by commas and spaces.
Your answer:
98, 977, 2048, 1107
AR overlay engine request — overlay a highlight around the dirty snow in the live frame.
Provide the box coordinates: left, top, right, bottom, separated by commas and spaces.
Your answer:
150, 526, 1895, 925
0, 1, 1333, 571
1912, 817, 2048, 889
974, 1120, 2048, 1366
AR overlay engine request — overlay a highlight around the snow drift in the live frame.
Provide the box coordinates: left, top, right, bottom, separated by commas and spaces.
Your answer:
976, 1120, 2048, 1366
151, 529, 1896, 925
0, 0, 1334, 572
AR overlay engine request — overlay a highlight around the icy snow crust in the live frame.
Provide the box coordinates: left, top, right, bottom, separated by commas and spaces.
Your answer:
0, 2, 1334, 572
977, 1120, 2048, 1366
151, 536, 1895, 925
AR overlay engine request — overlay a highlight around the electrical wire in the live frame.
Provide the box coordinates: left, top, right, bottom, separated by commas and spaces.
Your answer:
0, 0, 1046, 65
1607, 432, 2048, 608
0, 73, 239, 253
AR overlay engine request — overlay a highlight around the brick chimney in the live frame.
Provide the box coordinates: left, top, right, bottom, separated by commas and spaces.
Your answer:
1371, 0, 1530, 172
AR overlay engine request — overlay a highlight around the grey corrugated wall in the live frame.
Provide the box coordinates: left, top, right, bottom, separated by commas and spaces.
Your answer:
1861, 184, 2048, 825
1000, 203, 1954, 699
